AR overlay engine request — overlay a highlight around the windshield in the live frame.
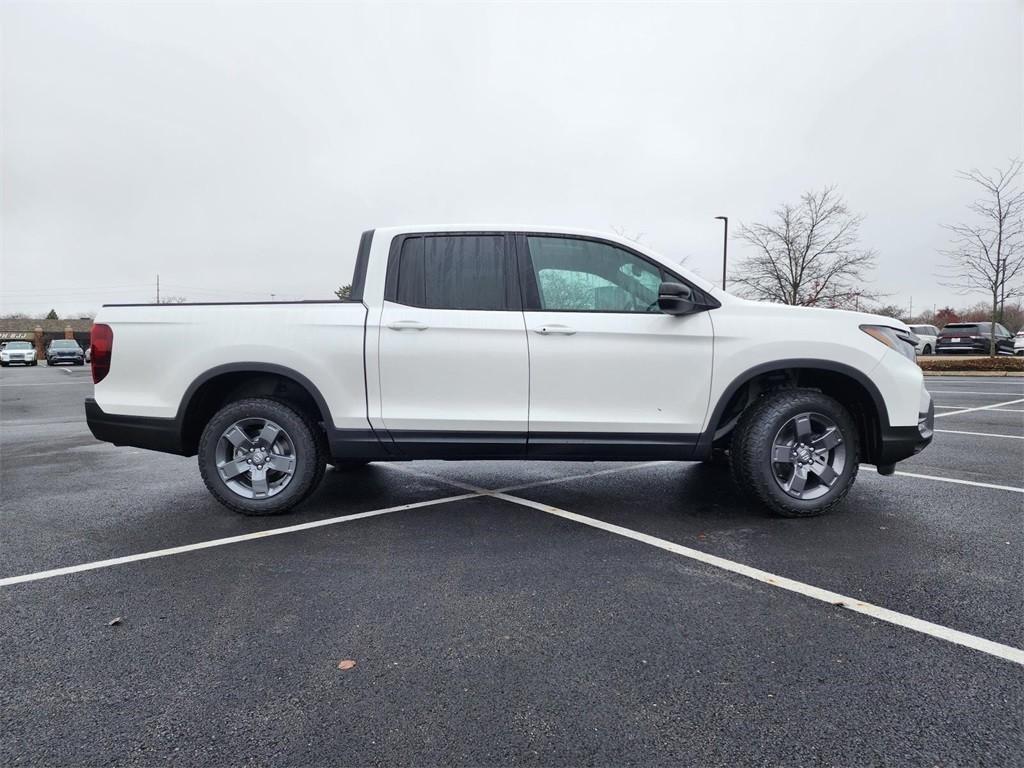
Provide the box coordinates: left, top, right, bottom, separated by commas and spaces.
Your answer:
5, 341, 32, 350
909, 326, 933, 335
50, 340, 79, 348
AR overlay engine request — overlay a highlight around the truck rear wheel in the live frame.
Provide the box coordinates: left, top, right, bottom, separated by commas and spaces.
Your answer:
198, 397, 325, 515
730, 389, 859, 517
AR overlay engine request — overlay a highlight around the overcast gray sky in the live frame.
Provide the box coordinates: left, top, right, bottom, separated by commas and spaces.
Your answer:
2, 1, 1022, 316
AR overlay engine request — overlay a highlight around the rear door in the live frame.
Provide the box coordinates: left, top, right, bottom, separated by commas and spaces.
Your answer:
376, 232, 529, 456
518, 234, 714, 458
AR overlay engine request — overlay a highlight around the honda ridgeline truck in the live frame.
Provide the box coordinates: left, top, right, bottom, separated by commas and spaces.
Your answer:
85, 226, 933, 517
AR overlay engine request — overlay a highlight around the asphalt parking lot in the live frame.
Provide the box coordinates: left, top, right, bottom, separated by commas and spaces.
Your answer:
1, 365, 1022, 766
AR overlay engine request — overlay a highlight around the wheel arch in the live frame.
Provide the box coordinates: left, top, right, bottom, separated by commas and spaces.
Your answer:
701, 359, 890, 463
177, 363, 334, 456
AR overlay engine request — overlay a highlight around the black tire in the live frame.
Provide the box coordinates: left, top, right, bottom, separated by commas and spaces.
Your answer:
730, 389, 859, 518
198, 397, 326, 516
922, 344, 932, 355
0, 362, 7, 368
31, 360, 38, 366
45, 359, 52, 366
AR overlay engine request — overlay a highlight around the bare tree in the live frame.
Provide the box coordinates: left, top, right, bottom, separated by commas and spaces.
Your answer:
939, 159, 1024, 356
334, 284, 352, 300
731, 186, 879, 308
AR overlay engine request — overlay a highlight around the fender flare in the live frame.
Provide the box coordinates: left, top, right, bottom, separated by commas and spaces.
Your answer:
698, 358, 889, 456
176, 362, 336, 427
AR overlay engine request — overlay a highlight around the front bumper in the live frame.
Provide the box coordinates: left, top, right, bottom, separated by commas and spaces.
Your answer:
85, 397, 186, 455
875, 397, 934, 466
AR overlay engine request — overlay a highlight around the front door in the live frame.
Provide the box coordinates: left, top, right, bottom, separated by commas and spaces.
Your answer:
519, 234, 714, 458
376, 233, 529, 457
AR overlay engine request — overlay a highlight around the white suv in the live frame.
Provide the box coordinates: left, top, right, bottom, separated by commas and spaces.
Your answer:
908, 325, 939, 356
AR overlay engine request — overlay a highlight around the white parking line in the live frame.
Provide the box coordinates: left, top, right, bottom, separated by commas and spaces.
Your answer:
4, 457, 1023, 667
887, 470, 1024, 494
935, 405, 1024, 413
487, 491, 1024, 666
0, 462, 664, 588
932, 398, 1024, 418
935, 429, 1024, 440
0, 493, 479, 588
401, 466, 1024, 664
929, 390, 1024, 396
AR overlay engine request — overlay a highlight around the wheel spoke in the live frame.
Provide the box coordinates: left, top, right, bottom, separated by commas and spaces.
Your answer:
812, 462, 838, 486
794, 415, 813, 441
266, 454, 295, 474
219, 459, 251, 480
772, 444, 794, 463
786, 468, 808, 495
223, 426, 253, 450
811, 428, 841, 451
258, 422, 281, 446
250, 468, 269, 497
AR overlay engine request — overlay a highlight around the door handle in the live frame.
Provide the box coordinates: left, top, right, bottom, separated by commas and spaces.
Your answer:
387, 320, 428, 331
532, 325, 576, 335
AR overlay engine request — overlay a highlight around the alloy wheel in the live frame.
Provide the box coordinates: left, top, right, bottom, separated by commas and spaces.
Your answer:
770, 411, 847, 500
215, 417, 297, 499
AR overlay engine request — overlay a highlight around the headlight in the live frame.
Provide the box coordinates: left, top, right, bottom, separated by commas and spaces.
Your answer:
861, 325, 918, 362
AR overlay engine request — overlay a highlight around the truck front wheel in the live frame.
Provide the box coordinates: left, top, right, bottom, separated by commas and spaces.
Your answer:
198, 397, 325, 515
730, 390, 859, 518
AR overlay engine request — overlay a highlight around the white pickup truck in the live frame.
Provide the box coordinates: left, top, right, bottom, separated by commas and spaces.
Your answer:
86, 225, 933, 517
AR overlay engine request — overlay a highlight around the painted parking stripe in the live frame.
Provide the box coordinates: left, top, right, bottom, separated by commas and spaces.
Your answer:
887, 470, 1024, 494
933, 405, 1024, 412
400, 467, 1024, 663
933, 398, 1024, 418
488, 491, 1024, 666
0, 461, 673, 588
935, 428, 1024, 440
0, 493, 479, 588
930, 390, 1024, 396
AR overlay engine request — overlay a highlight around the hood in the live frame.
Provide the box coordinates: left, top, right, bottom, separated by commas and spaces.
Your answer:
731, 297, 909, 331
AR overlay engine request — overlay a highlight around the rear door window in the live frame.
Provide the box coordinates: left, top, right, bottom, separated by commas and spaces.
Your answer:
393, 234, 510, 311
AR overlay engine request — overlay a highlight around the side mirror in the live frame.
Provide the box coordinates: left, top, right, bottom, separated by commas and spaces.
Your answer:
657, 281, 698, 315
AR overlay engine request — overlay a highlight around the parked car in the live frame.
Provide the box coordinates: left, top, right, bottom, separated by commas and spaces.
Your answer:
46, 339, 85, 366
908, 324, 939, 355
936, 322, 1015, 355
85, 225, 933, 519
1015, 330, 1024, 356
0, 340, 38, 366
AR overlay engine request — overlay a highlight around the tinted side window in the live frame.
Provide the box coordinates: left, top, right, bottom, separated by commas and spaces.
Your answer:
526, 236, 663, 313
395, 235, 507, 310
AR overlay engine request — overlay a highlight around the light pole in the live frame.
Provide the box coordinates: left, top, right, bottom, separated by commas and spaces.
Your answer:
714, 216, 728, 290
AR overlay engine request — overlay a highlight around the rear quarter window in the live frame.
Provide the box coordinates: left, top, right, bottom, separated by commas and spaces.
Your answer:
394, 234, 509, 311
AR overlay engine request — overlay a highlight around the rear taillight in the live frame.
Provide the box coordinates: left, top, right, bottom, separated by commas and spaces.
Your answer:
91, 323, 113, 384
